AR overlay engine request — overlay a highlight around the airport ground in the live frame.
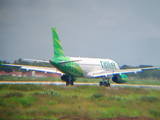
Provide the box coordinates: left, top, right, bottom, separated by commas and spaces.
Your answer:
0, 76, 160, 120
1, 75, 160, 86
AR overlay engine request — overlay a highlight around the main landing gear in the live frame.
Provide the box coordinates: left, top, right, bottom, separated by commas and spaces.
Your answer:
99, 77, 110, 87
61, 75, 76, 86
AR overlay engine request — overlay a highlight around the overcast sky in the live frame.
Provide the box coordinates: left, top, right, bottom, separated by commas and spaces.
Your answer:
0, 0, 160, 66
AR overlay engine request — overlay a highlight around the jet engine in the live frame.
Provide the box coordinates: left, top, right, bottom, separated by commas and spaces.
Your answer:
112, 74, 128, 83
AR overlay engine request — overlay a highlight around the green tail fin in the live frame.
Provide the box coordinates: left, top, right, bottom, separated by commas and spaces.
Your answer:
52, 27, 66, 58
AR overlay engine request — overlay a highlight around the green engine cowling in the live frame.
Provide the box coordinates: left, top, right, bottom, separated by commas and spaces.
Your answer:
112, 74, 128, 83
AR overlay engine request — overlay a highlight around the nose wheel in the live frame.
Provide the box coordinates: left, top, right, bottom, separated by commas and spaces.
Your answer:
99, 77, 110, 87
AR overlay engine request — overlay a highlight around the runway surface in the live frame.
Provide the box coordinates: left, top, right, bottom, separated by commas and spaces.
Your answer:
0, 81, 160, 90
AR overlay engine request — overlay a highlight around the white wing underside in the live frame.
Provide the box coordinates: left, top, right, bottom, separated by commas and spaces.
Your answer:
3, 64, 63, 74
23, 58, 49, 63
88, 67, 157, 78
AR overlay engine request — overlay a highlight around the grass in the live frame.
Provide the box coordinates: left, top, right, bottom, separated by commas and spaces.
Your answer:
0, 84, 159, 119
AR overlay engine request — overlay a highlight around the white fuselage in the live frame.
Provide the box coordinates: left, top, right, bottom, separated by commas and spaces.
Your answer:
69, 57, 120, 78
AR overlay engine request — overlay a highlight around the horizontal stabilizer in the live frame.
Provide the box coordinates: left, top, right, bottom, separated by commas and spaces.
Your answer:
58, 60, 82, 64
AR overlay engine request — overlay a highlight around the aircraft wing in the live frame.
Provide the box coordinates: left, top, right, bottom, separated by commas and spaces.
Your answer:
1, 63, 63, 74
23, 58, 49, 63
88, 67, 158, 78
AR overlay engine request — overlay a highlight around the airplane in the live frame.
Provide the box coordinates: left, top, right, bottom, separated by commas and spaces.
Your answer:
0, 27, 158, 86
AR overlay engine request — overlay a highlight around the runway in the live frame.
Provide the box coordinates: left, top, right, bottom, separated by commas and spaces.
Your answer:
0, 81, 160, 90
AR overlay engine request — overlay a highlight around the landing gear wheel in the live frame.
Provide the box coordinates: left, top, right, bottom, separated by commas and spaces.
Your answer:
105, 83, 110, 87
104, 81, 107, 87
103, 82, 110, 87
66, 81, 69, 86
101, 77, 111, 87
99, 81, 103, 86
70, 80, 74, 86
61, 75, 77, 86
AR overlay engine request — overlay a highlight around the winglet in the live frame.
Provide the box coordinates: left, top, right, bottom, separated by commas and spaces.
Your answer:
52, 27, 66, 58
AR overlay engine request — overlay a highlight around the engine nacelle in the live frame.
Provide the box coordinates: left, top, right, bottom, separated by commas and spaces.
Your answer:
112, 74, 128, 83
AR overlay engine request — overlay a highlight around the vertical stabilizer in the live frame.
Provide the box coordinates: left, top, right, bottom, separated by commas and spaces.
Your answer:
52, 27, 66, 58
